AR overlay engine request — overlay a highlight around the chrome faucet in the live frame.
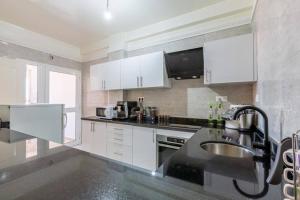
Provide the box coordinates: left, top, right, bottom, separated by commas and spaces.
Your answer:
233, 106, 270, 153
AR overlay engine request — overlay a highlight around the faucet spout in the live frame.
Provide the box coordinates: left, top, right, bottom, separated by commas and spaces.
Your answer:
233, 106, 270, 153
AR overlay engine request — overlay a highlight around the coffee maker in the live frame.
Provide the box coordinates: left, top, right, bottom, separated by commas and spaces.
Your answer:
116, 101, 138, 119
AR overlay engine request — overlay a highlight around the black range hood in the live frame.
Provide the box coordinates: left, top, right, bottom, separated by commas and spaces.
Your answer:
164, 48, 204, 80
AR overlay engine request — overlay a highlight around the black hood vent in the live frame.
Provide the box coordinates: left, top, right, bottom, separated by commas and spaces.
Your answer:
164, 48, 204, 80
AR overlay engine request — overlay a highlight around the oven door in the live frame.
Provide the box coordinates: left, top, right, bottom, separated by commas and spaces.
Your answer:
157, 141, 183, 167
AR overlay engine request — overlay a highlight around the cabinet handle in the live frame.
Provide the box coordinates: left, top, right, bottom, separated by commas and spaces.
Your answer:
101, 80, 104, 89
113, 128, 123, 131
205, 70, 209, 83
206, 70, 212, 83
90, 122, 93, 132
113, 152, 123, 156
152, 129, 155, 143
140, 76, 143, 87
63, 113, 68, 129
137, 76, 139, 87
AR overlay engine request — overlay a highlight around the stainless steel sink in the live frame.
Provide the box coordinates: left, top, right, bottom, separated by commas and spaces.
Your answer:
200, 142, 254, 158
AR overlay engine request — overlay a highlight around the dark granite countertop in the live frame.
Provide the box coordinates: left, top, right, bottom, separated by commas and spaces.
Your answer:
81, 116, 216, 132
157, 127, 282, 199
0, 125, 282, 200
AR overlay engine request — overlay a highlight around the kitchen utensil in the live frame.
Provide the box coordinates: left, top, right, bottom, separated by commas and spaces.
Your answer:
284, 184, 300, 200
284, 168, 300, 184
283, 149, 300, 168
267, 137, 292, 184
225, 120, 240, 130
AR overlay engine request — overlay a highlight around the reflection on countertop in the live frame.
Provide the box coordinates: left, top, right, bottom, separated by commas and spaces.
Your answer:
81, 116, 214, 132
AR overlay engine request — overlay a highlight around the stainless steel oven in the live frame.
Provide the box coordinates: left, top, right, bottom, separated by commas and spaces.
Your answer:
157, 134, 187, 168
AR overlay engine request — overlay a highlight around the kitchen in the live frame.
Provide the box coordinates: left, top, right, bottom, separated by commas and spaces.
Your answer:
0, 0, 298, 199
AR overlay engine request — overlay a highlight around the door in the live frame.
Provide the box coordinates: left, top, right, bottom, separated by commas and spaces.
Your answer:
132, 127, 156, 171
45, 65, 81, 146
92, 122, 107, 156
104, 60, 121, 90
121, 56, 140, 89
139, 51, 164, 88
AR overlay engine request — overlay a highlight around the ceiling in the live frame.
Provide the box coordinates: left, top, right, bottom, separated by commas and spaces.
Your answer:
0, 0, 223, 47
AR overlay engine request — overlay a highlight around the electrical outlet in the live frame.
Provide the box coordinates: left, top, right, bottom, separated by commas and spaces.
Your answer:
216, 96, 228, 102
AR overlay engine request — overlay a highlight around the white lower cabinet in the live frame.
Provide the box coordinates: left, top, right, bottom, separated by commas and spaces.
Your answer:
80, 121, 158, 171
106, 124, 133, 165
107, 142, 132, 165
81, 121, 107, 156
92, 122, 107, 157
132, 127, 157, 171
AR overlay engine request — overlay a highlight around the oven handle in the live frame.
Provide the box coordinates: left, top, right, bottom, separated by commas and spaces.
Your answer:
158, 143, 181, 150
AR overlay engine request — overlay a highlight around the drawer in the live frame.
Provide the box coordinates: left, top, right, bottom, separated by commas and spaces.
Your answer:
107, 142, 132, 165
107, 124, 133, 146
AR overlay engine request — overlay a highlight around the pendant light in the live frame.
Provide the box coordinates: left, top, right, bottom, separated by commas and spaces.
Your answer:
104, 0, 112, 20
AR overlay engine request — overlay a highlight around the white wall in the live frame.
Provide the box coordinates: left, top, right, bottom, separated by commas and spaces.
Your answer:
253, 0, 300, 142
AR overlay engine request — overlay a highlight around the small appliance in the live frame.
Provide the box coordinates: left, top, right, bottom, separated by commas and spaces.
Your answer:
116, 101, 138, 119
96, 106, 117, 119
223, 104, 255, 131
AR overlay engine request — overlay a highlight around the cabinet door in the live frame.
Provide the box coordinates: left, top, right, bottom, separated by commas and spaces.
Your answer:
104, 60, 121, 90
132, 127, 156, 171
204, 34, 254, 84
92, 122, 107, 156
139, 52, 165, 88
81, 121, 93, 152
121, 56, 140, 89
90, 63, 106, 91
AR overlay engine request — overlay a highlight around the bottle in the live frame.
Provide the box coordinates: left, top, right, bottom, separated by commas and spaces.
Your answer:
216, 101, 225, 126
208, 103, 215, 124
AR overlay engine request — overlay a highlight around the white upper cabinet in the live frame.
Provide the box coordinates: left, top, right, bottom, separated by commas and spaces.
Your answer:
121, 56, 141, 89
90, 60, 121, 91
204, 34, 255, 84
139, 51, 168, 88
104, 60, 121, 90
90, 51, 170, 91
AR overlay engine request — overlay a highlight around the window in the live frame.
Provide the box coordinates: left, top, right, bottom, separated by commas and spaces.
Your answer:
25, 65, 38, 104
26, 138, 37, 158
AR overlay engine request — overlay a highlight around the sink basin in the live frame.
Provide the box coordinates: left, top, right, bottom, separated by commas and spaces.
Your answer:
200, 142, 254, 158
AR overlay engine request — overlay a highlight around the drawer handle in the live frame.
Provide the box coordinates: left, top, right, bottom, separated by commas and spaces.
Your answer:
113, 152, 123, 156
113, 128, 123, 131
113, 138, 123, 141
113, 132, 123, 136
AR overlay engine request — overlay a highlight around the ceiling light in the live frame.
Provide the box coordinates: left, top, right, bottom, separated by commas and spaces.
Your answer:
104, 0, 112, 20
104, 10, 112, 20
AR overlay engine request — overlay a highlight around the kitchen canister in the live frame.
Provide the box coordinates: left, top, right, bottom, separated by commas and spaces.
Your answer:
283, 131, 300, 200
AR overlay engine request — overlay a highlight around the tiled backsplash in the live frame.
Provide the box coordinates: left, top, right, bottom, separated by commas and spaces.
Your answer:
125, 79, 253, 118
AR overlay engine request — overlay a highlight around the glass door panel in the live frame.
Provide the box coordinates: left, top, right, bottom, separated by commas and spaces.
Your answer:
46, 65, 81, 146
